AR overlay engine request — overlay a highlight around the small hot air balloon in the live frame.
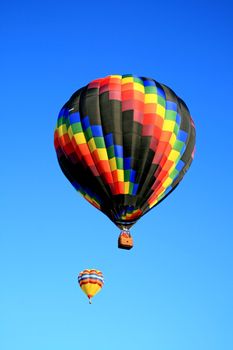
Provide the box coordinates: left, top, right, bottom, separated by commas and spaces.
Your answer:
78, 269, 104, 303
54, 74, 196, 249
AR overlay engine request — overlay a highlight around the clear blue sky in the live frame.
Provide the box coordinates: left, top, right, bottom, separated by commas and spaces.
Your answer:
1, 1, 233, 349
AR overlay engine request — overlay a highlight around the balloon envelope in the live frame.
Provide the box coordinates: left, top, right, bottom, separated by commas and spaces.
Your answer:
54, 74, 195, 230
78, 269, 104, 303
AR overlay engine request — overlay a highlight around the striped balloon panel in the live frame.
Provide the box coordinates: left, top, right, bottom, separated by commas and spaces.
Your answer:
78, 269, 104, 298
54, 74, 195, 228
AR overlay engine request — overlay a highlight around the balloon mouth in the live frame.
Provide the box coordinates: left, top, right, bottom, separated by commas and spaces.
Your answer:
88, 295, 92, 304
115, 221, 136, 230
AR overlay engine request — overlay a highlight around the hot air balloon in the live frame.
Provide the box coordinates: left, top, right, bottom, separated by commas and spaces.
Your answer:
54, 74, 195, 249
78, 269, 104, 303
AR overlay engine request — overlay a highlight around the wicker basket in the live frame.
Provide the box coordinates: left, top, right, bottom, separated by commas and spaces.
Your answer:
118, 231, 133, 250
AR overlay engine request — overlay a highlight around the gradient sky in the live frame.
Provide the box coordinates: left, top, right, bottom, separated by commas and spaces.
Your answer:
1, 1, 233, 349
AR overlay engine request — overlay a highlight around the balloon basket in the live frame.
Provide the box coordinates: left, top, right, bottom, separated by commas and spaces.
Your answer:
118, 230, 133, 250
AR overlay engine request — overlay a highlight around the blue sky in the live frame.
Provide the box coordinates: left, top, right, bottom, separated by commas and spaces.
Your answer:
1, 0, 233, 349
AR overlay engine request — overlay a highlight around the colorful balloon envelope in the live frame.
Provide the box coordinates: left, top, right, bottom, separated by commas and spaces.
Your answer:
54, 74, 195, 247
78, 269, 104, 303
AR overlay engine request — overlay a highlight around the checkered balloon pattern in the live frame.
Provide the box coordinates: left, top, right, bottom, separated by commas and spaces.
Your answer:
54, 74, 195, 229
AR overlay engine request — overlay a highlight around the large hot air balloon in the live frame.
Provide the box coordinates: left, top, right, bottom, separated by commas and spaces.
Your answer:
78, 269, 104, 303
54, 74, 195, 249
